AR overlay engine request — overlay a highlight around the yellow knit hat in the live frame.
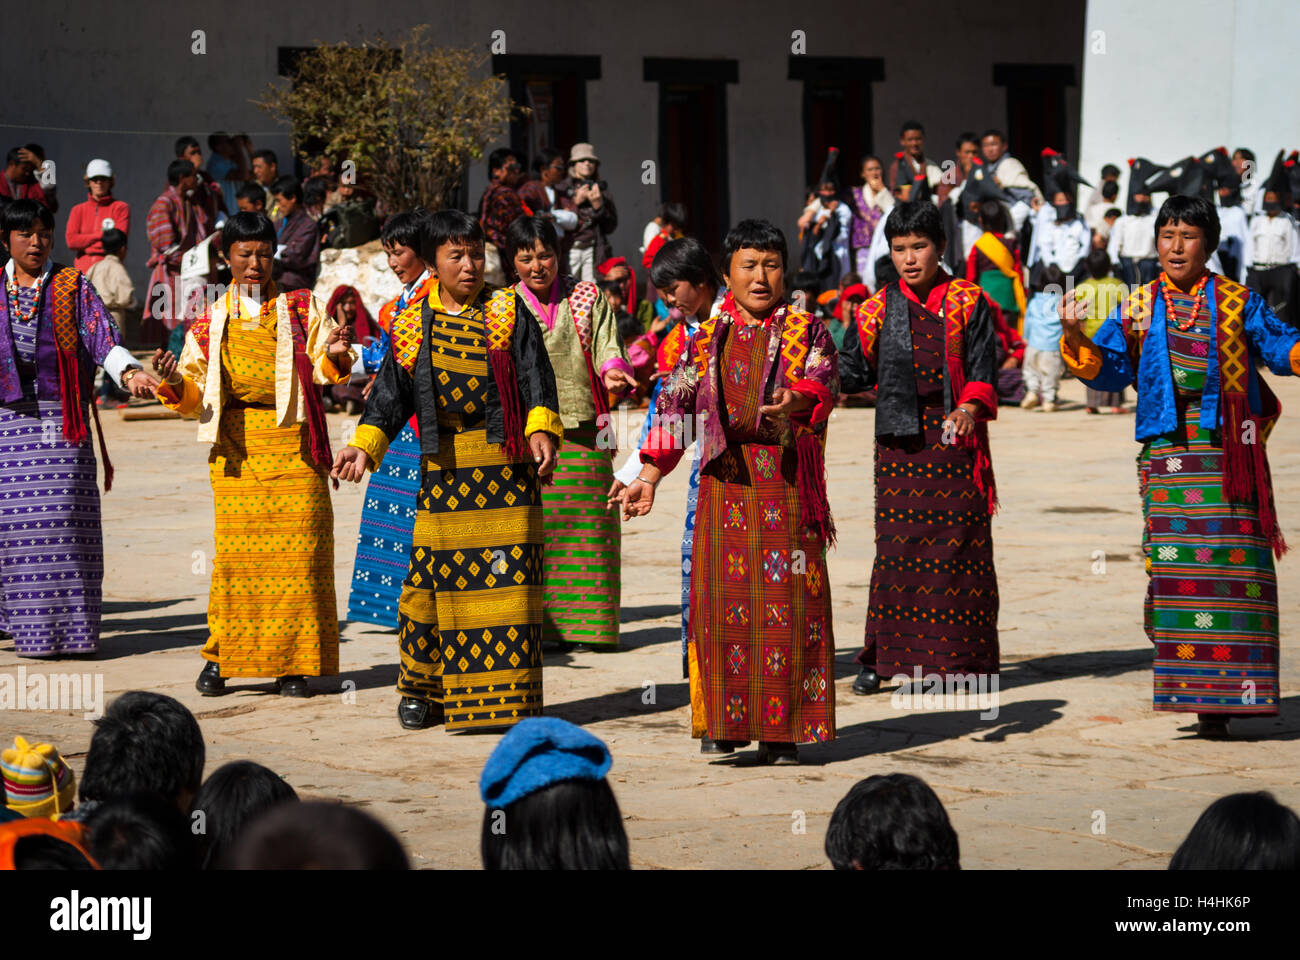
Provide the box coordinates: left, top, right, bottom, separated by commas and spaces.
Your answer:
2, 736, 76, 818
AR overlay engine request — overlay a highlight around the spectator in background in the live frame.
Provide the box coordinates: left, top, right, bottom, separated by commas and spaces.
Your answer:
798, 176, 851, 290
888, 121, 943, 202
174, 135, 226, 220
830, 279, 868, 351
271, 175, 320, 293
22, 144, 58, 212
142, 159, 213, 346
1020, 264, 1066, 412
322, 285, 374, 414
825, 774, 960, 870
303, 175, 330, 222
190, 761, 299, 870
477, 147, 528, 285
597, 256, 652, 329
206, 132, 250, 216
2, 736, 77, 819
518, 147, 579, 240
479, 718, 629, 870
1, 146, 49, 207
1232, 147, 1259, 214
936, 133, 979, 207
227, 801, 409, 869
1086, 179, 1120, 233
85, 793, 197, 870
251, 149, 281, 223
979, 129, 1044, 216
235, 180, 267, 214
967, 198, 1028, 334
87, 228, 137, 407
849, 155, 892, 277
1028, 186, 1090, 284
640, 201, 687, 268
1073, 248, 1128, 414
561, 143, 617, 281
65, 159, 130, 273
1169, 792, 1300, 870
1084, 162, 1121, 212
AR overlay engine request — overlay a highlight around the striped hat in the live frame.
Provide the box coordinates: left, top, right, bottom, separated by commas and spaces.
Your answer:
2, 736, 76, 818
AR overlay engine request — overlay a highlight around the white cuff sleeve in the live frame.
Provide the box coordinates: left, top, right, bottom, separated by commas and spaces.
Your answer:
553, 209, 579, 230
613, 451, 642, 486
102, 345, 140, 389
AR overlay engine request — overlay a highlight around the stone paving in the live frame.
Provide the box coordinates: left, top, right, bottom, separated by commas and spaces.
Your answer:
3, 374, 1297, 869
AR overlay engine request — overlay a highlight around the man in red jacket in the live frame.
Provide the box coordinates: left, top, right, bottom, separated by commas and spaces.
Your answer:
65, 159, 131, 273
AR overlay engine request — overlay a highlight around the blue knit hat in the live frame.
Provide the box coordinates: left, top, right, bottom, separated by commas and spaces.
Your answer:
480, 718, 612, 808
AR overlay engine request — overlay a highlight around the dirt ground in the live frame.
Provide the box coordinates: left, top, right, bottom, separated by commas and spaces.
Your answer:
4, 373, 1298, 869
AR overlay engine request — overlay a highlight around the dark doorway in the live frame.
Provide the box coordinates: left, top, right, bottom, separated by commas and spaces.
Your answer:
645, 58, 737, 253
789, 57, 884, 192
993, 63, 1076, 175
492, 55, 601, 172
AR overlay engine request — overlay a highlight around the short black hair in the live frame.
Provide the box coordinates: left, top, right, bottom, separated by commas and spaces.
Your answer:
1036, 263, 1067, 293
222, 210, 278, 250
1101, 180, 1119, 200
721, 218, 787, 273
978, 199, 1008, 234
1084, 248, 1112, 280
1154, 194, 1220, 253
207, 131, 230, 150
1233, 147, 1255, 163
22, 143, 45, 161
12, 834, 95, 870
101, 228, 128, 255
86, 792, 198, 870
380, 209, 429, 253
650, 237, 721, 290
1, 198, 54, 237
252, 149, 279, 167
824, 774, 960, 870
531, 147, 564, 174
190, 761, 299, 870
1104, 207, 1122, 219
481, 778, 629, 870
79, 691, 205, 806
790, 270, 820, 294
270, 175, 303, 203
303, 175, 329, 208
899, 120, 924, 138
659, 201, 688, 229
174, 135, 199, 158
504, 214, 560, 265
167, 159, 194, 186
1170, 791, 1300, 870
227, 801, 409, 869
1100, 163, 1121, 179
235, 182, 267, 206
5, 147, 23, 167
423, 208, 483, 263
981, 129, 1006, 143
955, 131, 979, 150
883, 200, 945, 248
488, 147, 524, 176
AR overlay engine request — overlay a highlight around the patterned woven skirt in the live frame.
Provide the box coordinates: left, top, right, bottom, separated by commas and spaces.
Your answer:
863, 405, 1000, 677
0, 399, 102, 657
346, 423, 421, 629
1142, 400, 1279, 716
396, 428, 544, 730
692, 442, 835, 745
205, 405, 339, 678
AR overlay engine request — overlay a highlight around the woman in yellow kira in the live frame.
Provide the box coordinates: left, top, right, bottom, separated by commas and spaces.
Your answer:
152, 212, 359, 698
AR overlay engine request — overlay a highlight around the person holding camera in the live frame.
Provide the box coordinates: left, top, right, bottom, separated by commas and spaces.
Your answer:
560, 143, 617, 281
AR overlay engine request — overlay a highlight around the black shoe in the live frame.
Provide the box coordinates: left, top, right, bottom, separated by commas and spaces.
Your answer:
196, 661, 225, 696
852, 666, 882, 695
275, 675, 310, 698
700, 737, 751, 755
1196, 717, 1231, 739
757, 741, 800, 765
398, 697, 443, 730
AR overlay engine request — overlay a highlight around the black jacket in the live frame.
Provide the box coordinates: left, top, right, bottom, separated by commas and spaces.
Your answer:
360, 287, 559, 457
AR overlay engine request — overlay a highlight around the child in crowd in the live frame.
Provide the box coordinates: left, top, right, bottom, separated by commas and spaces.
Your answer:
235, 181, 267, 214
190, 761, 299, 869
1020, 264, 1066, 412
87, 228, 137, 407
86, 793, 197, 869
227, 801, 409, 869
1073, 248, 1128, 413
479, 717, 629, 870
1170, 792, 1300, 870
825, 773, 960, 870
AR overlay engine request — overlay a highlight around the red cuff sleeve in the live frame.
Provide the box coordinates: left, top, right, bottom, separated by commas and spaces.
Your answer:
958, 381, 999, 420
789, 378, 834, 426
641, 426, 685, 475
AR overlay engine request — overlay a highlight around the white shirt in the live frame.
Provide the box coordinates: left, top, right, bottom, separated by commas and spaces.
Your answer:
641, 219, 661, 255
1107, 212, 1157, 261
1216, 205, 1251, 283
1028, 207, 1090, 272
1244, 213, 1300, 268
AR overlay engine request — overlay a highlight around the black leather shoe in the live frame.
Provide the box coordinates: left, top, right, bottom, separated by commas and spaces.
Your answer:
196, 661, 225, 696
757, 741, 800, 765
700, 737, 752, 755
275, 675, 310, 698
852, 666, 882, 695
1196, 717, 1230, 739
398, 697, 444, 730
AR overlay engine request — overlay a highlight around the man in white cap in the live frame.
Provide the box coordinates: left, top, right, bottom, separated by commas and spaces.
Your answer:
560, 142, 617, 280
65, 159, 131, 273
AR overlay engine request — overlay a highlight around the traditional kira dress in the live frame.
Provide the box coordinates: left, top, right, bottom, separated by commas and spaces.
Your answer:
838, 273, 1001, 679
0, 260, 137, 656
158, 285, 356, 678
644, 294, 838, 745
517, 276, 633, 648
348, 281, 563, 730
1063, 273, 1300, 716
346, 274, 434, 628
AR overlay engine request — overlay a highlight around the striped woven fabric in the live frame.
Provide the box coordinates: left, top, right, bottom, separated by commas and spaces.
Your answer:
347, 423, 421, 629
1144, 289, 1278, 715
541, 424, 620, 646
